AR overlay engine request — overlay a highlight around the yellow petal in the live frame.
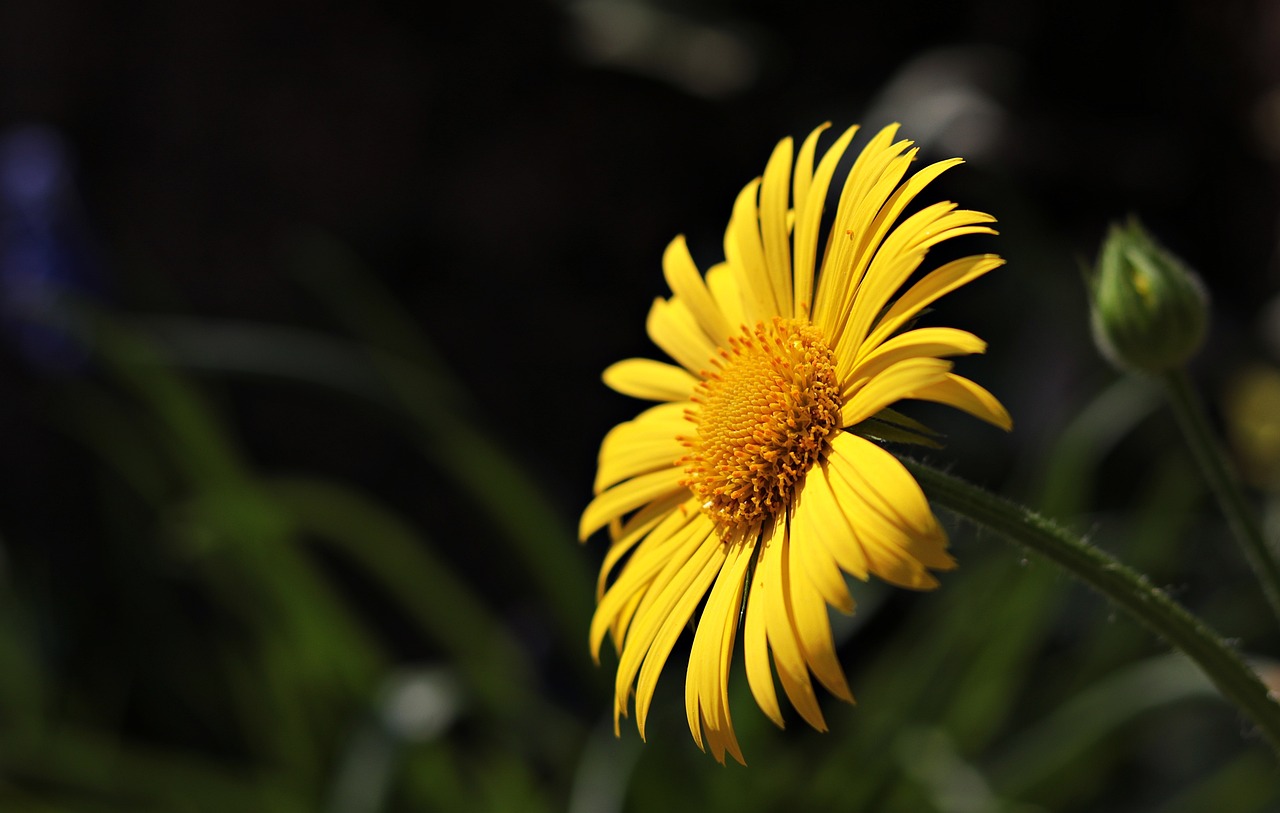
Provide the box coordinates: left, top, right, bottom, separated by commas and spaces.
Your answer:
612, 522, 719, 726
865, 254, 1005, 350
908, 373, 1013, 431
840, 357, 953, 427
594, 439, 682, 495
594, 491, 691, 601
821, 156, 967, 345
663, 235, 731, 346
791, 123, 830, 236
788, 470, 859, 608
635, 532, 726, 738
603, 357, 700, 401
825, 434, 954, 589
795, 125, 858, 319
828, 433, 941, 542
762, 520, 826, 731
646, 296, 717, 374
743, 533, 784, 729
786, 525, 854, 702
811, 125, 904, 332
724, 177, 776, 322
845, 327, 986, 384
591, 504, 703, 656
580, 467, 686, 541
704, 262, 746, 333
760, 135, 794, 319
685, 534, 753, 765
837, 204, 996, 354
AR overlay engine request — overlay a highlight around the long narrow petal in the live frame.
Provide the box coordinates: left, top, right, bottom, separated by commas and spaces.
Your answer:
840, 357, 953, 427
724, 178, 776, 322
836, 205, 997, 356
580, 468, 686, 540
907, 372, 1013, 430
613, 521, 720, 725
591, 505, 704, 656
663, 235, 731, 346
595, 491, 691, 600
686, 533, 754, 764
793, 125, 858, 319
845, 327, 986, 386
864, 254, 1005, 350
705, 262, 747, 333
816, 142, 916, 338
594, 407, 687, 493
791, 124, 829, 234
788, 469, 859, 608
786, 522, 854, 702
762, 519, 827, 730
826, 434, 954, 588
760, 136, 794, 318
635, 533, 727, 738
821, 157, 966, 345
603, 358, 700, 402
812, 125, 904, 330
646, 296, 717, 374
744, 530, 783, 728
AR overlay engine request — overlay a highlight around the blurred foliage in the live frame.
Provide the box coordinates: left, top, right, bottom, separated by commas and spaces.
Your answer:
0, 231, 1277, 813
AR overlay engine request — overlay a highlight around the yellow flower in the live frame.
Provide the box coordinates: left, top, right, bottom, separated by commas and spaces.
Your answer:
579, 123, 1012, 764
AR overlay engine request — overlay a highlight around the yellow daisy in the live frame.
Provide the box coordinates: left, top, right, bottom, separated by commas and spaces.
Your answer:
579, 122, 1012, 765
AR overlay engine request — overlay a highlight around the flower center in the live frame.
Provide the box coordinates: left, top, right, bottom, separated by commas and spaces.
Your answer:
680, 317, 843, 532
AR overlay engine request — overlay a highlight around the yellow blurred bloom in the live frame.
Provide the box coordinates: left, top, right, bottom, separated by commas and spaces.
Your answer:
1224, 364, 1280, 489
579, 123, 1011, 764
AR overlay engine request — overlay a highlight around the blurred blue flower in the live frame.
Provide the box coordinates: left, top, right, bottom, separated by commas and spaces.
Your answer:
0, 124, 105, 373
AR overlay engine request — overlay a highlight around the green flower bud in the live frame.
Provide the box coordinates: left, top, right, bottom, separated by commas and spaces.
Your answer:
1088, 218, 1209, 373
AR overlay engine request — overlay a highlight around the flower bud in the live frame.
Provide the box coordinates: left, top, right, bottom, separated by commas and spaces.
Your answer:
1088, 218, 1209, 373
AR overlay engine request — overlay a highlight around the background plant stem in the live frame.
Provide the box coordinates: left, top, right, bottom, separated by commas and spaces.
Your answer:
1161, 369, 1280, 623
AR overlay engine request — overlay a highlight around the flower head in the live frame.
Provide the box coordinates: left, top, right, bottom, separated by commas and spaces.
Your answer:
580, 123, 1011, 764
1089, 217, 1209, 373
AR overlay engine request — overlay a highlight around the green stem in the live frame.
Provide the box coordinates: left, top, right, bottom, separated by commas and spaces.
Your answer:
904, 459, 1280, 757
1161, 369, 1280, 623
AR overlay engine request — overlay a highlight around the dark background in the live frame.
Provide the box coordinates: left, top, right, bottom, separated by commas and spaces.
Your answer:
2, 1, 1280, 809
4, 1, 1279, 498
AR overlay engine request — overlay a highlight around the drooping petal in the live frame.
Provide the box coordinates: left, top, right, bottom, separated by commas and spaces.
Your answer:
685, 532, 755, 764
786, 521, 854, 703
635, 532, 727, 738
825, 433, 954, 589
906, 372, 1013, 431
591, 503, 704, 656
788, 467, 860, 607
603, 357, 700, 402
611, 520, 720, 729
594, 490, 691, 600
743, 529, 784, 729
760, 519, 827, 731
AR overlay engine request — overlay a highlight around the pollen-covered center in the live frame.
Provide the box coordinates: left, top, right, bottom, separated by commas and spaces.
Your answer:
680, 317, 843, 531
